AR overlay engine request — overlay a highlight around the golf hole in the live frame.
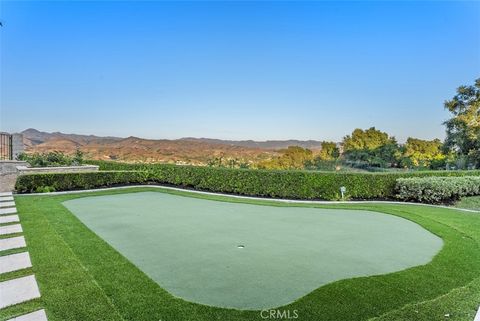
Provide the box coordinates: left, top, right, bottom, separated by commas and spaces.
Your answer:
237, 245, 245, 249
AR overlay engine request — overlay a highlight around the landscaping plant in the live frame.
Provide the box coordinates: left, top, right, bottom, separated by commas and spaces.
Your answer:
395, 176, 480, 204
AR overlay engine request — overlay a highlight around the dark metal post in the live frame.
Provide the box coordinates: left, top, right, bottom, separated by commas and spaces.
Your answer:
9, 135, 13, 159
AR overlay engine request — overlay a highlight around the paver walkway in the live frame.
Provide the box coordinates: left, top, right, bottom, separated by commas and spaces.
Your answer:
0, 192, 48, 320
0, 252, 32, 274
0, 224, 23, 235
6, 309, 47, 321
0, 207, 17, 215
0, 236, 26, 251
0, 201, 16, 208
0, 215, 20, 224
0, 174, 18, 193
0, 275, 41, 309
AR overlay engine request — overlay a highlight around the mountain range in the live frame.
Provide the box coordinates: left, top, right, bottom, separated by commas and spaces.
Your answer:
21, 129, 324, 164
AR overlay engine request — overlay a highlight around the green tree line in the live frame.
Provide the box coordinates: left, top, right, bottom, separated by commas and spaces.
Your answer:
224, 78, 479, 171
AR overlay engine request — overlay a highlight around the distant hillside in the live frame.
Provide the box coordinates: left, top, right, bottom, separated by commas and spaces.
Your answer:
22, 129, 302, 164
22, 128, 122, 148
22, 129, 324, 150
179, 137, 324, 150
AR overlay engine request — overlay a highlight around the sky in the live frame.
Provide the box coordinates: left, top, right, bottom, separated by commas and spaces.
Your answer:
0, 1, 479, 142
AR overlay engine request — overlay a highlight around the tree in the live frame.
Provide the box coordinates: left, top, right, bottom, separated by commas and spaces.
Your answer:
257, 146, 313, 170
72, 149, 84, 165
402, 138, 445, 168
370, 140, 402, 168
207, 156, 250, 168
317, 141, 340, 160
342, 127, 400, 168
443, 78, 480, 168
343, 127, 393, 152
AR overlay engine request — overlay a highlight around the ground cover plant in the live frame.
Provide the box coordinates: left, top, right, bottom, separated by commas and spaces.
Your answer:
1, 187, 480, 321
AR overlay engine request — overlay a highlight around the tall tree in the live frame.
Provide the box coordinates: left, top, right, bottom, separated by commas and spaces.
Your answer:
342, 127, 400, 168
402, 138, 444, 168
318, 141, 340, 160
443, 78, 480, 167
343, 127, 394, 151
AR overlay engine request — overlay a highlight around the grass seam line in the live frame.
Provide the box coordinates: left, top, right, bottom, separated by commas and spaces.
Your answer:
20, 203, 127, 321
367, 276, 480, 321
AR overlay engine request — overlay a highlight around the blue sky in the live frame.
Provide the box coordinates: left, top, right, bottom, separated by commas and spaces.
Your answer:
1, 1, 479, 142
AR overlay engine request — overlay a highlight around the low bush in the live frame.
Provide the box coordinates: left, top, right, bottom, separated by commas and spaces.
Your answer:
85, 160, 160, 171
18, 151, 84, 167
16, 160, 480, 201
15, 171, 148, 193
395, 176, 480, 204
35, 186, 56, 193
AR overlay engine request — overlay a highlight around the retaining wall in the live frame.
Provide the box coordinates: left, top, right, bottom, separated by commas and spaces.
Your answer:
16, 165, 99, 174
0, 161, 29, 175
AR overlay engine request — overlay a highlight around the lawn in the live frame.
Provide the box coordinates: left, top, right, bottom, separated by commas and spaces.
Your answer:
1, 187, 480, 321
455, 196, 480, 211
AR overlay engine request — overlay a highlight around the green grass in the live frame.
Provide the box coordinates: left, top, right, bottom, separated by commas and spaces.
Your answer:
455, 196, 480, 211
62, 191, 443, 310
1, 187, 480, 321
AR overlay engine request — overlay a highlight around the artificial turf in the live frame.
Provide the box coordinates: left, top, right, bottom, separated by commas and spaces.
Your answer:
62, 191, 442, 310
455, 196, 480, 211
1, 187, 480, 321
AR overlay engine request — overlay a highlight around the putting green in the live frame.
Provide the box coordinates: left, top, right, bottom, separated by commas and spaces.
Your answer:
63, 191, 443, 310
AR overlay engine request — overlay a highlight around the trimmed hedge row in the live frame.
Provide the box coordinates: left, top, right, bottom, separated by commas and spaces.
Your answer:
16, 161, 480, 201
15, 171, 149, 193
396, 176, 480, 204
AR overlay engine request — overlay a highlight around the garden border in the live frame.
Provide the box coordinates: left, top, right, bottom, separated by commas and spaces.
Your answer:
14, 184, 480, 213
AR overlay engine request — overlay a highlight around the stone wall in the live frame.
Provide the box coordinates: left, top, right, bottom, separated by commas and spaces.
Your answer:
0, 163, 99, 192
0, 161, 30, 175
0, 161, 29, 192
16, 165, 99, 174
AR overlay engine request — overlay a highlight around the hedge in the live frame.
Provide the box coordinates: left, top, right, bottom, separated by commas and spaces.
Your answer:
15, 171, 149, 194
15, 161, 480, 201
395, 176, 480, 204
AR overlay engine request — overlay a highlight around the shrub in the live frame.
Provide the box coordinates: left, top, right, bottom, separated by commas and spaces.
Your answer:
395, 176, 480, 204
35, 186, 56, 193
18, 150, 84, 167
15, 171, 148, 193
17, 161, 480, 201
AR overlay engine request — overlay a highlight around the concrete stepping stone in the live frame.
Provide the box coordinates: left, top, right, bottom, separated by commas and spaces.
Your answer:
0, 275, 41, 308
0, 215, 20, 224
0, 236, 26, 251
7, 309, 48, 321
0, 192, 13, 197
0, 196, 14, 202
0, 201, 16, 208
0, 224, 22, 236
0, 207, 17, 215
0, 252, 32, 274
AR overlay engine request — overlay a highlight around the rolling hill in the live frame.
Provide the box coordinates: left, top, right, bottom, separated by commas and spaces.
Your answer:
19, 129, 272, 164
21, 129, 324, 165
